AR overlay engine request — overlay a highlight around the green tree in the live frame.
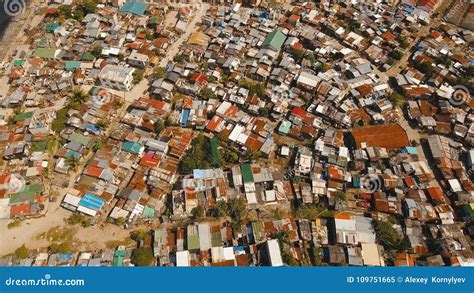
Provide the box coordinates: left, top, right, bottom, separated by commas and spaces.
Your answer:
58, 5, 72, 20
49, 242, 71, 254
71, 89, 90, 104
306, 52, 316, 63
200, 86, 216, 100
15, 244, 29, 259
96, 119, 110, 129
116, 217, 127, 225
390, 50, 404, 60
178, 134, 213, 173
397, 36, 409, 49
210, 200, 228, 218
388, 92, 406, 107
226, 198, 248, 222
414, 62, 433, 76
90, 45, 102, 58
191, 206, 205, 219
152, 67, 166, 79
373, 220, 410, 253
239, 79, 266, 98
258, 107, 270, 118
292, 48, 305, 61
131, 247, 154, 266
153, 119, 165, 135
132, 70, 144, 83
131, 230, 148, 242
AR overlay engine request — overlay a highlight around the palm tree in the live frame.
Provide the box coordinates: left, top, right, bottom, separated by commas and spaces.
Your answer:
65, 156, 79, 172
71, 89, 89, 104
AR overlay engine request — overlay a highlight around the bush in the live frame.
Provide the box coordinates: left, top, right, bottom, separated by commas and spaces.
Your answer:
239, 79, 266, 98
210, 198, 248, 222
7, 219, 21, 229
131, 230, 148, 242
49, 242, 71, 254
15, 244, 29, 259
66, 213, 92, 228
131, 247, 154, 266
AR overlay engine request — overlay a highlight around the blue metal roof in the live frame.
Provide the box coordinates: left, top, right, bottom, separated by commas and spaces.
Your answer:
79, 193, 105, 211
180, 109, 190, 127
120, 2, 148, 16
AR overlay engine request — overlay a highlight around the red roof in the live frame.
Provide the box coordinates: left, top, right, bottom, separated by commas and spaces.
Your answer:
291, 107, 307, 119
206, 115, 223, 132
10, 203, 31, 217
84, 166, 103, 178
190, 72, 208, 85
351, 123, 409, 149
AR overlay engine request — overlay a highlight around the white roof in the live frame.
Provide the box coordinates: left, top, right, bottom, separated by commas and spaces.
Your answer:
362, 243, 382, 266
228, 124, 244, 142
176, 251, 190, 267
223, 247, 235, 260
267, 239, 283, 266
63, 193, 81, 207
77, 205, 97, 217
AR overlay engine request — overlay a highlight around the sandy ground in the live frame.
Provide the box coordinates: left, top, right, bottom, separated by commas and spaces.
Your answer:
0, 196, 132, 255
0, 199, 70, 255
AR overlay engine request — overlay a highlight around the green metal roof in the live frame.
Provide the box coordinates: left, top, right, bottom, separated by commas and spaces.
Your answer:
65, 61, 81, 71
120, 2, 148, 15
113, 250, 126, 266
278, 120, 292, 134
33, 48, 57, 59
70, 133, 91, 146
14, 111, 33, 121
252, 221, 265, 242
45, 22, 60, 33
240, 163, 254, 183
187, 235, 200, 251
9, 192, 36, 205
211, 232, 222, 247
142, 206, 154, 217
210, 137, 220, 166
13, 60, 25, 67
39, 38, 47, 48
122, 141, 143, 154
81, 52, 95, 61
23, 184, 43, 193
262, 29, 286, 51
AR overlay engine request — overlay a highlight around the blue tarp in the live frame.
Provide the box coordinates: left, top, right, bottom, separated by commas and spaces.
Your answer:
79, 193, 105, 211
86, 123, 100, 135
